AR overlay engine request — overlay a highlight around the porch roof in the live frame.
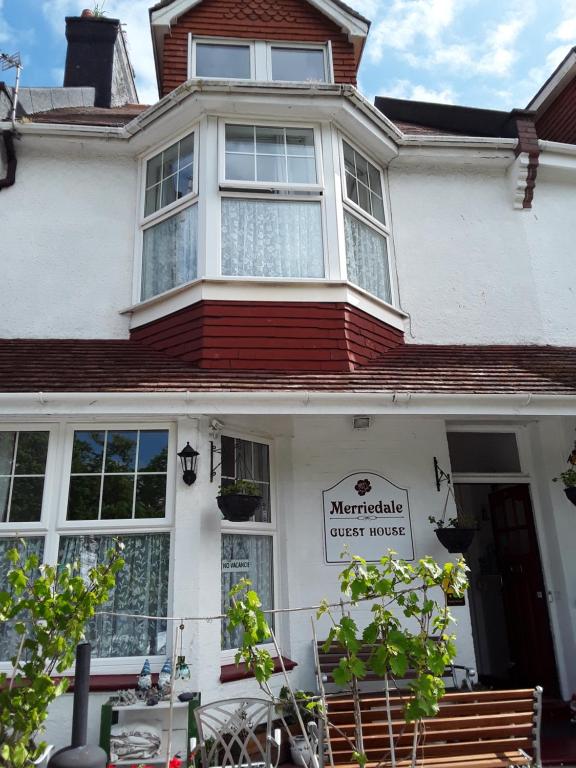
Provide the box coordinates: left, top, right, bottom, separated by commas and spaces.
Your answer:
0, 340, 575, 395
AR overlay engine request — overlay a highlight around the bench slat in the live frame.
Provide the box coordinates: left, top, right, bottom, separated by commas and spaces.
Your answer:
333, 753, 532, 768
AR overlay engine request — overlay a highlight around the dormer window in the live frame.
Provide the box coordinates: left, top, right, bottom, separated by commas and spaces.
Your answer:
189, 37, 331, 83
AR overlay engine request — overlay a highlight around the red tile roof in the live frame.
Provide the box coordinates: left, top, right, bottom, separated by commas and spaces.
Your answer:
0, 340, 575, 395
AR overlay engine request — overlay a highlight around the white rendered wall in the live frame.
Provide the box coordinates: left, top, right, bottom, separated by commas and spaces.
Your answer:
37, 411, 576, 749
0, 135, 136, 339
388, 161, 576, 345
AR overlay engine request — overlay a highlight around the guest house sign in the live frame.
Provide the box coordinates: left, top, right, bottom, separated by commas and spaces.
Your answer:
322, 472, 414, 563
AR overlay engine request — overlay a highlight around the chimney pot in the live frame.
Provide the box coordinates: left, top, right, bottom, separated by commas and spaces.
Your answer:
81, 9, 94, 17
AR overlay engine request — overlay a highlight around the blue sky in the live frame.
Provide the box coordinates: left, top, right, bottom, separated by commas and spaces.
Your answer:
1, 0, 575, 109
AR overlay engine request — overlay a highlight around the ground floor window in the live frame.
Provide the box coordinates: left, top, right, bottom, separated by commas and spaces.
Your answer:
221, 533, 274, 650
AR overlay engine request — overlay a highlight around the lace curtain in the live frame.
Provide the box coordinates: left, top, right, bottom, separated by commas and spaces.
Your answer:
344, 212, 392, 303
221, 534, 274, 650
58, 533, 170, 658
221, 199, 324, 278
142, 204, 198, 300
0, 537, 44, 661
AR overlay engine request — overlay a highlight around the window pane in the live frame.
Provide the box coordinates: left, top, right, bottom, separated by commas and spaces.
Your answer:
371, 193, 385, 225
0, 432, 16, 475
222, 199, 324, 278
136, 475, 167, 519
225, 153, 254, 181
72, 431, 105, 473
221, 534, 273, 650
9, 477, 44, 522
256, 154, 286, 183
0, 477, 9, 523
67, 476, 101, 521
138, 430, 169, 472
145, 133, 195, 217
256, 126, 284, 155
447, 433, 521, 473
58, 534, 169, 658
105, 431, 137, 473
141, 203, 198, 300
225, 124, 254, 154
288, 157, 316, 184
196, 43, 251, 79
286, 128, 315, 157
344, 212, 391, 302
221, 437, 270, 524
0, 537, 44, 661
343, 141, 385, 224
271, 47, 326, 82
101, 476, 134, 520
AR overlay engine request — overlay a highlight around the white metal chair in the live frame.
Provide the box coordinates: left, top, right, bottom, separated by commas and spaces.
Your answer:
192, 698, 281, 768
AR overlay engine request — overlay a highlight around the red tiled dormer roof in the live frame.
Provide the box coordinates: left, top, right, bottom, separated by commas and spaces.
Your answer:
0, 340, 575, 395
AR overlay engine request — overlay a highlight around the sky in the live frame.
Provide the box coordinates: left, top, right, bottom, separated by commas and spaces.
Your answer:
1, 0, 575, 110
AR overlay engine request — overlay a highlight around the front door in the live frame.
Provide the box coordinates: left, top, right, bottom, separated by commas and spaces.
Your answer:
489, 485, 559, 694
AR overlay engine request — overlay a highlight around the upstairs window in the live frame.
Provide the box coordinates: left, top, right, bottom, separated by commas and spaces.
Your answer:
190, 37, 331, 83
141, 130, 198, 301
0, 430, 49, 523
220, 121, 324, 279
195, 41, 252, 79
341, 139, 392, 304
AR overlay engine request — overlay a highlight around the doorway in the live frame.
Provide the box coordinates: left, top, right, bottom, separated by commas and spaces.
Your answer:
455, 482, 559, 695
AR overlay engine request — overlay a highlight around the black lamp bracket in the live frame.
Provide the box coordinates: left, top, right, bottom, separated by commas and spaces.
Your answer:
210, 441, 221, 483
433, 456, 451, 492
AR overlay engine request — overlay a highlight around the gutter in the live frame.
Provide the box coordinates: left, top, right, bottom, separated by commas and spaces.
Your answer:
0, 130, 16, 190
0, 390, 575, 417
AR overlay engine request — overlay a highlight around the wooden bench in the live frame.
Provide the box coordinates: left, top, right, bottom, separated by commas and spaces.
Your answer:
314, 641, 476, 694
321, 687, 542, 768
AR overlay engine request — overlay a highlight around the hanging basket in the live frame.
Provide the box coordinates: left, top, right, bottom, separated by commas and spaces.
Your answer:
217, 494, 262, 522
564, 487, 576, 506
434, 527, 476, 553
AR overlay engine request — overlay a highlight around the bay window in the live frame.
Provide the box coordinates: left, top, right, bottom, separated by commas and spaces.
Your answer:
0, 425, 173, 667
220, 435, 275, 652
141, 130, 198, 301
220, 122, 325, 279
341, 139, 392, 304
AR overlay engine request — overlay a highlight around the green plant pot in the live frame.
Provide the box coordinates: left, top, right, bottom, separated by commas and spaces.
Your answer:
564, 487, 576, 506
434, 527, 476, 553
217, 494, 262, 522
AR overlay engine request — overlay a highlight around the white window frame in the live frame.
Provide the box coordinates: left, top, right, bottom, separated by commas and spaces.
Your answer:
218, 117, 328, 281
188, 36, 333, 83
0, 422, 176, 675
189, 37, 256, 81
136, 126, 200, 303
338, 132, 395, 306
220, 431, 278, 663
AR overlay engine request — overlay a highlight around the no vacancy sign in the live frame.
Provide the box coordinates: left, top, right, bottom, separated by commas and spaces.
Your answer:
322, 472, 414, 563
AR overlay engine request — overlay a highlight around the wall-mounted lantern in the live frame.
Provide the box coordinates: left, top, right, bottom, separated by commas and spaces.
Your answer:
177, 442, 199, 486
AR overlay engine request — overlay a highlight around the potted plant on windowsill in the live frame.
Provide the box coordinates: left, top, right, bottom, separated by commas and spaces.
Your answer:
429, 515, 477, 553
217, 480, 262, 522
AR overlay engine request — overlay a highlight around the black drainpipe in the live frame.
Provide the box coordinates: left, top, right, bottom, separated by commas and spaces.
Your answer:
0, 129, 16, 190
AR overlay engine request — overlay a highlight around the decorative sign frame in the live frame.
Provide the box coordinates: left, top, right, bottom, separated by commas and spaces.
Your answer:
322, 472, 414, 563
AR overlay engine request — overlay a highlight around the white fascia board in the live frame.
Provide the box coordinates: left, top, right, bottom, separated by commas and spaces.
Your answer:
527, 49, 576, 112
536, 141, 576, 180
1, 121, 128, 140
392, 138, 517, 170
150, 0, 368, 39
0, 391, 575, 418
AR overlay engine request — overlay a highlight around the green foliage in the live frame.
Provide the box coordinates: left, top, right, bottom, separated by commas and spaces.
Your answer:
317, 553, 469, 723
227, 578, 273, 684
553, 467, 576, 487
428, 515, 459, 529
218, 480, 260, 497
0, 541, 125, 768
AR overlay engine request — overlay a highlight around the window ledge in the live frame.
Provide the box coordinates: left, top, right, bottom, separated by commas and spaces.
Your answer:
0, 673, 159, 693
220, 656, 297, 683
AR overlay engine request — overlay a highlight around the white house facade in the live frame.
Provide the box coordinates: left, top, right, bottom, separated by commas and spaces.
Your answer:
1, 0, 576, 757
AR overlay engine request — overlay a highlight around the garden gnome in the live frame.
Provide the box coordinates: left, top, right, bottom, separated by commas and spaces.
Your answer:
158, 658, 172, 695
137, 658, 152, 693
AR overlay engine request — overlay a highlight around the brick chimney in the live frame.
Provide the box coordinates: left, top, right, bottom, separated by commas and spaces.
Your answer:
64, 14, 138, 107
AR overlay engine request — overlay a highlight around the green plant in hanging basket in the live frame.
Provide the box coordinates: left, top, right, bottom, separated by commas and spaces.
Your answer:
218, 479, 260, 496
217, 480, 262, 521
553, 445, 576, 506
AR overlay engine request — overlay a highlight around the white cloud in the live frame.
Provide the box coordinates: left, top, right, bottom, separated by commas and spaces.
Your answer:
42, 0, 158, 104
379, 78, 456, 104
368, 0, 461, 62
